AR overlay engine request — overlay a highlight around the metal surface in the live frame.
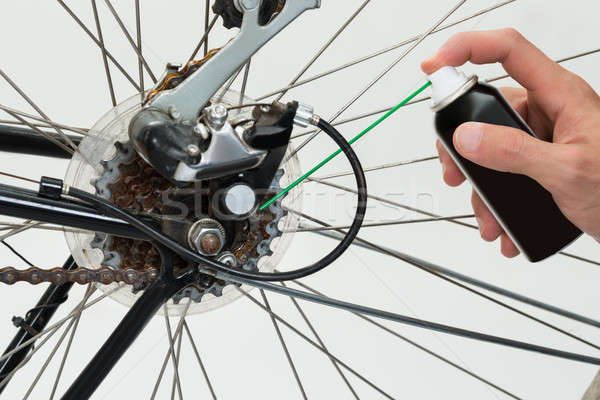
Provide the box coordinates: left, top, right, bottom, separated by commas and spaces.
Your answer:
0, 124, 81, 159
225, 274, 600, 366
149, 0, 320, 121
0, 183, 148, 240
224, 184, 256, 216
188, 218, 226, 256
0, 258, 77, 394
0, 265, 158, 286
173, 120, 266, 182
292, 103, 314, 128
310, 227, 600, 329
60, 257, 197, 400
287, 0, 466, 159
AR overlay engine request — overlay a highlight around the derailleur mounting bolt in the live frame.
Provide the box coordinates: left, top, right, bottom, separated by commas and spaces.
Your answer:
186, 144, 201, 157
204, 103, 228, 129
168, 106, 181, 120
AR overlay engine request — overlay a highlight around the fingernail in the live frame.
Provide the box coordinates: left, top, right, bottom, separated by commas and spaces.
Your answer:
456, 123, 483, 153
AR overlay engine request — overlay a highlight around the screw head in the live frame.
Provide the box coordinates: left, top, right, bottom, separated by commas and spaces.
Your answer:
188, 218, 226, 256
217, 252, 238, 267
199, 233, 221, 255
193, 123, 210, 140
204, 103, 228, 129
186, 144, 201, 157
168, 106, 181, 120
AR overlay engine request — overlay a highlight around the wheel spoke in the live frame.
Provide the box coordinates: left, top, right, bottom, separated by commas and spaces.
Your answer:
56, 0, 141, 92
256, 0, 517, 101
314, 156, 438, 180
48, 285, 91, 400
0, 108, 88, 135
102, 0, 157, 83
307, 177, 600, 267
0, 286, 95, 390
135, 0, 144, 95
289, 279, 522, 400
204, 0, 211, 57
291, 48, 600, 140
170, 301, 191, 400
287, 215, 475, 233
274, 0, 372, 102
307, 224, 600, 329
0, 110, 74, 155
230, 277, 600, 366
239, 59, 252, 106
163, 305, 186, 400
0, 285, 123, 364
91, 0, 117, 106
183, 321, 217, 400
287, 0, 467, 160
189, 15, 219, 62
259, 289, 307, 400
290, 208, 600, 333
23, 285, 95, 400
0, 69, 79, 151
0, 220, 44, 242
281, 282, 360, 400
240, 288, 396, 400
216, 63, 246, 102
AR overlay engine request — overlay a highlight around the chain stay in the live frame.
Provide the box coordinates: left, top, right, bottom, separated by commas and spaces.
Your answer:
0, 266, 159, 286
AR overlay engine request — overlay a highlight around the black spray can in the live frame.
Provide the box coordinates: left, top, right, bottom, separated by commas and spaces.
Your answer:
429, 67, 581, 262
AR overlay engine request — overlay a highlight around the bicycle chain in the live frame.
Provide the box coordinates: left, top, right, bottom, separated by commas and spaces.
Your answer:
0, 266, 159, 286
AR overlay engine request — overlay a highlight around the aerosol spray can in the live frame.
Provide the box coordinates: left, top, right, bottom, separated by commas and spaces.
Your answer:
429, 66, 581, 262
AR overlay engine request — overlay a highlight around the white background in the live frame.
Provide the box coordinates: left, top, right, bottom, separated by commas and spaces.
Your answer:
0, 0, 599, 399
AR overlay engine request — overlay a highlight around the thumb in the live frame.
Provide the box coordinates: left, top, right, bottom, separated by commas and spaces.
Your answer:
453, 122, 560, 184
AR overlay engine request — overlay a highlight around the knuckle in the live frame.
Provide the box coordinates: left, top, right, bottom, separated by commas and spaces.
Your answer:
501, 27, 523, 42
565, 148, 594, 181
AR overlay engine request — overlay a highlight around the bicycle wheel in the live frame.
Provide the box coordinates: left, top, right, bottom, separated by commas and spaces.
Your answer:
0, 1, 599, 399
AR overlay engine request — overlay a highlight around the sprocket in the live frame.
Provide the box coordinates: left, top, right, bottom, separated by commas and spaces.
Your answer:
91, 141, 286, 303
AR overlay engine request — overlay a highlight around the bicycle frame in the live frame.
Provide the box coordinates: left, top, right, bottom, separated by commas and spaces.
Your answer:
0, 125, 187, 399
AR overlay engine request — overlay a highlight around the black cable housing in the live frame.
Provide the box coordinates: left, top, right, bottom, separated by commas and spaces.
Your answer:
67, 118, 367, 282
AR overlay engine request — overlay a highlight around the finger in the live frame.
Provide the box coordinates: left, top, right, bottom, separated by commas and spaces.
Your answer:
436, 140, 465, 186
499, 87, 528, 120
452, 122, 566, 185
501, 233, 520, 258
471, 191, 503, 242
421, 29, 570, 95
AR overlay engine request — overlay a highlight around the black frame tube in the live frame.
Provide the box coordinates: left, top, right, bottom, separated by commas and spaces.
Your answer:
0, 257, 77, 393
60, 255, 197, 400
0, 125, 80, 159
0, 183, 149, 240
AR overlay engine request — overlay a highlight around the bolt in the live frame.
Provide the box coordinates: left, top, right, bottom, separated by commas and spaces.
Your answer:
188, 218, 226, 256
204, 103, 228, 129
199, 233, 222, 255
168, 106, 181, 120
193, 123, 210, 140
217, 252, 238, 267
186, 144, 201, 157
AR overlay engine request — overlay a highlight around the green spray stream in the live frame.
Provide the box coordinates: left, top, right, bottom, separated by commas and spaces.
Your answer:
260, 80, 432, 210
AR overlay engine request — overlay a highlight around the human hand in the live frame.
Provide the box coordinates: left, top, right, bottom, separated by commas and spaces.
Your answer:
421, 29, 600, 257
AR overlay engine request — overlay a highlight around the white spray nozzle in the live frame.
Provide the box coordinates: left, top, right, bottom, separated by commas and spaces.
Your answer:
428, 66, 477, 112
